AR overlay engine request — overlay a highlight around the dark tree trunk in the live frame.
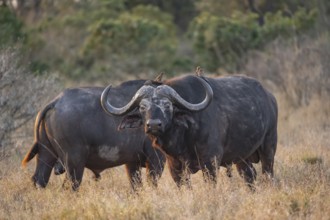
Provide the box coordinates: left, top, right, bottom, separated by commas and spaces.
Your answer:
247, 0, 264, 26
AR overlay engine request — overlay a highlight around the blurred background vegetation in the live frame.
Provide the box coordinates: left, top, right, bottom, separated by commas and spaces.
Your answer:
1, 0, 329, 151
0, 4, 330, 217
1, 0, 328, 80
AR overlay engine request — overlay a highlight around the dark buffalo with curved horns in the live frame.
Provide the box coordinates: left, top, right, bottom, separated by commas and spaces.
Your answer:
22, 79, 165, 191
101, 74, 278, 186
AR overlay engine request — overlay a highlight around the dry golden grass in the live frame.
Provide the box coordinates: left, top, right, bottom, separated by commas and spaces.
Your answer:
1, 36, 330, 219
0, 93, 329, 220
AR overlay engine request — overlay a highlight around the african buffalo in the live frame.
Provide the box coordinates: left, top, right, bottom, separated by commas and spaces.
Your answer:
22, 79, 165, 190
101, 74, 278, 186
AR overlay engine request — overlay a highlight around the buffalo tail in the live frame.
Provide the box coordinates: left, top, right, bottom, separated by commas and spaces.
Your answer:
21, 143, 38, 167
21, 97, 58, 167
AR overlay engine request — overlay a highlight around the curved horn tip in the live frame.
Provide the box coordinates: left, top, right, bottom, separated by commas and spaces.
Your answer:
101, 84, 112, 102
100, 84, 113, 114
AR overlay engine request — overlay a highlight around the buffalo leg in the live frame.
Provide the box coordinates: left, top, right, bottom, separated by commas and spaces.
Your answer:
145, 149, 165, 187
54, 159, 65, 175
167, 157, 191, 188
259, 130, 277, 178
91, 170, 101, 181
202, 161, 217, 184
61, 153, 85, 191
226, 164, 233, 178
236, 160, 257, 185
32, 144, 57, 188
125, 163, 142, 191
145, 161, 164, 187
63, 161, 85, 191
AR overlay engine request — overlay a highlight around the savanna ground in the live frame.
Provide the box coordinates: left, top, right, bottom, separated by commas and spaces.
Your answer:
1, 37, 330, 219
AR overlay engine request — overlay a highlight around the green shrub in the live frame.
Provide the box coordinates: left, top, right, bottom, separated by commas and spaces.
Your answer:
81, 5, 177, 76
0, 7, 25, 46
22, 0, 127, 78
188, 11, 260, 72
261, 8, 317, 42
188, 8, 317, 72
24, 3, 177, 79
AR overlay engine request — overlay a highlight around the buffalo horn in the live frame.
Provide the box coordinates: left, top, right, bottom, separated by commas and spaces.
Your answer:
156, 76, 213, 111
101, 84, 154, 116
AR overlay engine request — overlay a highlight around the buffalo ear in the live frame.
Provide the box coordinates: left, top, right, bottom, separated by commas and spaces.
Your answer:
173, 110, 197, 129
118, 114, 143, 130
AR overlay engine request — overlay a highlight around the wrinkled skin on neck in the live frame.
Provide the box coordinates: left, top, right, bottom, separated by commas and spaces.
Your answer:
138, 98, 203, 178
149, 111, 197, 158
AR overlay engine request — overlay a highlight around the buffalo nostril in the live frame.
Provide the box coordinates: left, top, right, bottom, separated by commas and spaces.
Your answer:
146, 119, 162, 130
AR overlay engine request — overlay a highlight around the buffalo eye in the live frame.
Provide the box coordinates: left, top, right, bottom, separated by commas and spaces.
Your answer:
163, 102, 171, 109
139, 104, 147, 112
